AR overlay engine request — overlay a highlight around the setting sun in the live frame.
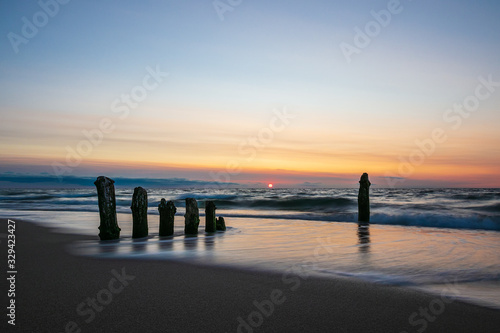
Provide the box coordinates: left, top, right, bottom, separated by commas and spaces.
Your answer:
268, 183, 273, 188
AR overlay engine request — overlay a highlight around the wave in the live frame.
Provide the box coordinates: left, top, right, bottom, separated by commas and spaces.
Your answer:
2, 206, 499, 231
135, 196, 357, 211
172, 193, 239, 201
185, 196, 357, 212
316, 269, 500, 287
1, 188, 499, 231
451, 193, 500, 201
246, 196, 355, 211
53, 192, 96, 198
0, 194, 59, 201
0, 191, 96, 201
218, 211, 500, 231
467, 203, 500, 213
369, 213, 500, 231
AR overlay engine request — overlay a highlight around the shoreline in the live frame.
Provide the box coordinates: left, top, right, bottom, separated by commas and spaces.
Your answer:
1, 218, 499, 332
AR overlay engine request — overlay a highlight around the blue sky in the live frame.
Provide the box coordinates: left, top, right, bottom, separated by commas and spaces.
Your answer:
1, 0, 499, 187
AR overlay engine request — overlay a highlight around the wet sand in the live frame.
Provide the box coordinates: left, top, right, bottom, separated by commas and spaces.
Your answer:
1, 218, 499, 332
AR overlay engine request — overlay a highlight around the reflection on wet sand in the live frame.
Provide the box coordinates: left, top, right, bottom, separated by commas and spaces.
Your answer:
98, 239, 120, 255
72, 217, 500, 309
204, 236, 215, 250
158, 238, 174, 252
132, 238, 148, 253
357, 223, 370, 254
183, 235, 199, 252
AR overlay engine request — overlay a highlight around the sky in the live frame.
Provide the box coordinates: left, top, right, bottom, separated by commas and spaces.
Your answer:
0, 0, 499, 188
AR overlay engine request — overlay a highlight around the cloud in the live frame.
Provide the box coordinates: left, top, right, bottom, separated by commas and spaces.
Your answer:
382, 176, 405, 180
295, 182, 323, 187
0, 174, 240, 188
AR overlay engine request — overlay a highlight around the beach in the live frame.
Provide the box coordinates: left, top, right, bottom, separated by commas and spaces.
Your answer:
1, 218, 499, 333
2, 0, 500, 331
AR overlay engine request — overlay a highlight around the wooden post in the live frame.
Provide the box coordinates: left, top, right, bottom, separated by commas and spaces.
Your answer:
94, 176, 121, 240
184, 198, 200, 234
131, 187, 148, 238
358, 173, 371, 222
158, 198, 176, 236
205, 201, 217, 232
216, 216, 226, 231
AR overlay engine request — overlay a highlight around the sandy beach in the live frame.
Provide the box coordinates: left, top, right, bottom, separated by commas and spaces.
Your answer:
1, 218, 499, 333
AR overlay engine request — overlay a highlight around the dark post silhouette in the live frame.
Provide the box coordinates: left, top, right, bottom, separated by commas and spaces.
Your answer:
94, 176, 121, 240
158, 199, 176, 236
184, 198, 200, 234
205, 201, 217, 232
216, 216, 226, 231
131, 187, 148, 238
358, 173, 371, 222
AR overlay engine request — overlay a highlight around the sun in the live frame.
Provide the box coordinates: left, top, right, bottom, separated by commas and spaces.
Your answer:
268, 183, 273, 188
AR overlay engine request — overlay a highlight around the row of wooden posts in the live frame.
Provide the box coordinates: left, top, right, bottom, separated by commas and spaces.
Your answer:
94, 172, 371, 241
94, 176, 226, 241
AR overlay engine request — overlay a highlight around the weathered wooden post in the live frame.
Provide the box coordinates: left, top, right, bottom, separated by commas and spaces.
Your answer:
94, 176, 121, 240
216, 216, 226, 231
131, 186, 148, 238
158, 198, 176, 236
205, 201, 217, 232
184, 198, 200, 234
358, 173, 371, 222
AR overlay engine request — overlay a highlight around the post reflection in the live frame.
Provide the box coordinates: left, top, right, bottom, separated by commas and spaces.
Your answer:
357, 222, 370, 253
183, 235, 199, 252
158, 238, 174, 252
98, 239, 119, 255
205, 236, 216, 249
204, 235, 216, 259
132, 238, 147, 254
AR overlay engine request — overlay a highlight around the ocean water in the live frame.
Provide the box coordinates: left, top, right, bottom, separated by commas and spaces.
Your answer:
1, 187, 500, 309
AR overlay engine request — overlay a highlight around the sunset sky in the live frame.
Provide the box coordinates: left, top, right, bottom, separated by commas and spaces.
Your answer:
1, 0, 499, 187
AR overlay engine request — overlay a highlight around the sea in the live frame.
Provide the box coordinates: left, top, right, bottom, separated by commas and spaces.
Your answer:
1, 187, 500, 309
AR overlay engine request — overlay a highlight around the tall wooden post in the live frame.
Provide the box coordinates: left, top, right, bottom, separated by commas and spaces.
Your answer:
94, 176, 121, 240
131, 187, 148, 238
358, 173, 371, 222
158, 198, 176, 236
184, 198, 200, 234
205, 201, 217, 232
